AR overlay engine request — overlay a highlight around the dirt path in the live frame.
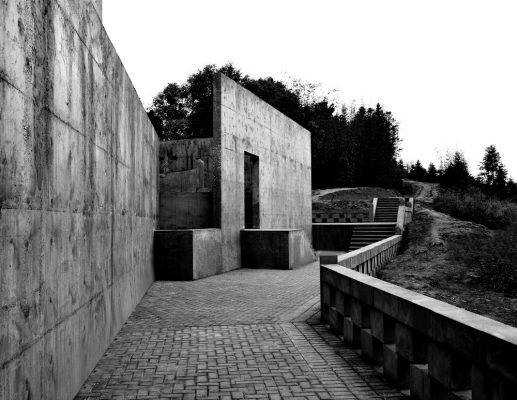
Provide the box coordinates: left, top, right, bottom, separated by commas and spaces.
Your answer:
378, 180, 517, 327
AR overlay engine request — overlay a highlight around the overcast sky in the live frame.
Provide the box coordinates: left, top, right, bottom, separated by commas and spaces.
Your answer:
103, 0, 517, 178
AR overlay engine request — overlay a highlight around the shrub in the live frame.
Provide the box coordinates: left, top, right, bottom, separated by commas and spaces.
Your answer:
433, 187, 517, 229
451, 225, 517, 296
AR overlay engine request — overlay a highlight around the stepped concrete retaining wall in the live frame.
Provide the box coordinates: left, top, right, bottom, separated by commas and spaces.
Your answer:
312, 211, 370, 223
0, 1, 158, 399
321, 265, 517, 400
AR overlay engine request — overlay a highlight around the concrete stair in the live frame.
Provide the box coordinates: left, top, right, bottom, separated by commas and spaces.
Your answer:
374, 198, 400, 222
348, 224, 396, 251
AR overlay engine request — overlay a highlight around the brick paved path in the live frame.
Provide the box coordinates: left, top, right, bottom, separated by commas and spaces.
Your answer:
76, 263, 406, 400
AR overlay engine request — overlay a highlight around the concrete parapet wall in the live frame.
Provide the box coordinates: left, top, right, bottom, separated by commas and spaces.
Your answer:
320, 235, 401, 275
321, 265, 517, 399
0, 1, 158, 399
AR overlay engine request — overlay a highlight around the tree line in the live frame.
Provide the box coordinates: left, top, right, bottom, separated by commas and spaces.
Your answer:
148, 63, 402, 190
404, 146, 517, 200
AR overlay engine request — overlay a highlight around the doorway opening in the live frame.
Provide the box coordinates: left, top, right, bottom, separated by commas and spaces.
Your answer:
244, 152, 259, 229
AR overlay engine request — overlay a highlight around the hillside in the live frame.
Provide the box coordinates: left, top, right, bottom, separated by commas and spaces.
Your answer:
378, 180, 517, 327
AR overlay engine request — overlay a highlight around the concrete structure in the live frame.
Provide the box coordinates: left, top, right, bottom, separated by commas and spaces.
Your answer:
154, 229, 222, 280
0, 1, 158, 399
156, 74, 314, 278
241, 229, 315, 269
321, 265, 517, 400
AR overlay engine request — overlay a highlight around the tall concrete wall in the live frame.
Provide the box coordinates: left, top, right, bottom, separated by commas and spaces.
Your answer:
0, 1, 158, 399
213, 74, 312, 271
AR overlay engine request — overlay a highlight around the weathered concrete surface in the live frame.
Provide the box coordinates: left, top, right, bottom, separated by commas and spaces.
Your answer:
0, 1, 158, 399
154, 229, 222, 280
158, 192, 213, 229
241, 229, 316, 269
159, 138, 213, 185
213, 74, 313, 271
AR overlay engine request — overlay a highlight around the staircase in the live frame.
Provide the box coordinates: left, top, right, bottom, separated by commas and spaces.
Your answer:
374, 198, 400, 222
348, 224, 397, 251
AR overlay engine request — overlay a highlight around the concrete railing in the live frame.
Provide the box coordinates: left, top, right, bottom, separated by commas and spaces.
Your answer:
321, 265, 517, 400
319, 235, 402, 275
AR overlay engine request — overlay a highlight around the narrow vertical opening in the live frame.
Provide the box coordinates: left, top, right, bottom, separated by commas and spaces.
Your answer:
244, 152, 259, 229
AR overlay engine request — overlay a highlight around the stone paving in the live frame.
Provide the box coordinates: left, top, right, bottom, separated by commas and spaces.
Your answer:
75, 263, 406, 400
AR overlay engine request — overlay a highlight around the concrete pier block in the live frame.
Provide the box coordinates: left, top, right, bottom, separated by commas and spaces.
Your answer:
329, 307, 344, 335
383, 344, 410, 389
361, 329, 383, 365
395, 322, 427, 363
410, 364, 431, 400
428, 342, 470, 390
344, 317, 361, 348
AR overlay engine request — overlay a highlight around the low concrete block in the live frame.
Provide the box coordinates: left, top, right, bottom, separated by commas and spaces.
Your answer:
335, 290, 351, 317
329, 307, 344, 335
154, 229, 222, 280
383, 344, 410, 389
361, 328, 383, 365
351, 298, 370, 329
395, 322, 427, 363
241, 229, 315, 269
410, 364, 431, 400
428, 342, 471, 390
344, 317, 361, 348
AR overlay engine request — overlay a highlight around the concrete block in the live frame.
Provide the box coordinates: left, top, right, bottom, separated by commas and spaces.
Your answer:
428, 342, 471, 390
335, 290, 351, 317
449, 390, 472, 400
351, 298, 370, 328
154, 229, 222, 280
321, 282, 333, 307
396, 322, 427, 363
471, 365, 517, 400
361, 329, 383, 365
240, 229, 315, 269
410, 364, 431, 400
343, 317, 361, 349
329, 307, 344, 335
383, 344, 410, 389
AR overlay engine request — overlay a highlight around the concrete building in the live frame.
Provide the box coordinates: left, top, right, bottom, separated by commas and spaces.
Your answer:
155, 74, 315, 279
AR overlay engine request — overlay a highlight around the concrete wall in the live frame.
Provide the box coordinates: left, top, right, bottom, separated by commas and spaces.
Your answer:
213, 74, 312, 271
159, 138, 213, 185
321, 265, 517, 399
0, 1, 158, 399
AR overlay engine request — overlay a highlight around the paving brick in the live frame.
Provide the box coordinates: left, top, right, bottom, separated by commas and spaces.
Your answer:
75, 264, 406, 399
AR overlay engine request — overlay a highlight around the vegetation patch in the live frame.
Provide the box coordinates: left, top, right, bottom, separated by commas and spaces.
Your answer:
433, 188, 517, 229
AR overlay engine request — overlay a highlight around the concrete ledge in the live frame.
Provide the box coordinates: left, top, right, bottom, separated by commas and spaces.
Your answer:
320, 235, 401, 276
321, 264, 517, 399
154, 229, 222, 280
241, 229, 316, 269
